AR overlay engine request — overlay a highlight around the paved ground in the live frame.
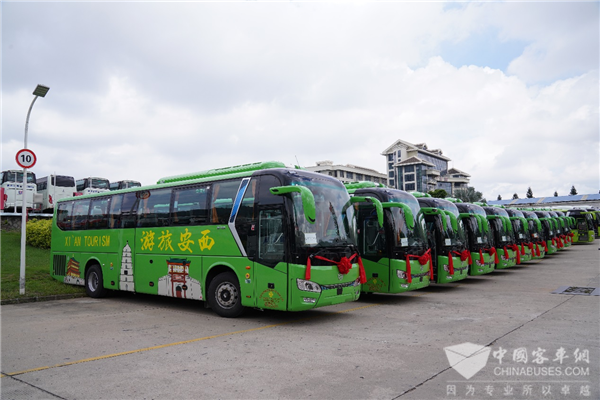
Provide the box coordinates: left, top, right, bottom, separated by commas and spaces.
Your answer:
1, 243, 598, 400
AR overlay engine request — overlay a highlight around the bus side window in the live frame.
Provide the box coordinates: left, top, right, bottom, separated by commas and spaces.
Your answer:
89, 197, 110, 230
137, 188, 172, 228
57, 202, 73, 231
171, 185, 209, 226
72, 199, 90, 230
110, 193, 138, 229
211, 179, 242, 224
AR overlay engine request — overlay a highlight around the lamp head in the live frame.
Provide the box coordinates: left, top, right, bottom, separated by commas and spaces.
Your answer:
33, 84, 50, 97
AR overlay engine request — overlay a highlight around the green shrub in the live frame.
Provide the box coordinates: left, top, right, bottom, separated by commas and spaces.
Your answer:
26, 219, 52, 249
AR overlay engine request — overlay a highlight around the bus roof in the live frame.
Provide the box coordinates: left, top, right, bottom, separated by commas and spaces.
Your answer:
157, 161, 290, 184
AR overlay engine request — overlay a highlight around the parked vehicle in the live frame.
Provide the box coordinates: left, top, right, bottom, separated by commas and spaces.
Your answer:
482, 207, 519, 268
454, 202, 497, 275
52, 161, 365, 317
110, 180, 141, 191
0, 169, 39, 212
414, 195, 470, 283
345, 182, 431, 294
37, 175, 77, 212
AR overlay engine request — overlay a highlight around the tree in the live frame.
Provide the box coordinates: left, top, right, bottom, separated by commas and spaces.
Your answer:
497, 194, 502, 201
554, 191, 558, 197
512, 193, 519, 199
569, 186, 578, 196
428, 189, 448, 199
526, 187, 533, 198
454, 187, 483, 203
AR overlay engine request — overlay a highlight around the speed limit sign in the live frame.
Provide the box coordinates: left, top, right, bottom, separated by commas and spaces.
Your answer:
15, 149, 37, 169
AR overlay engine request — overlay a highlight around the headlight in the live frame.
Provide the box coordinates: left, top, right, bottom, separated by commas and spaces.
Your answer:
396, 270, 407, 279
297, 279, 322, 293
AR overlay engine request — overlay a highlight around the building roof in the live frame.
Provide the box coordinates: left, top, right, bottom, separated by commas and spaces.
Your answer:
396, 156, 435, 167
447, 167, 471, 177
381, 139, 452, 161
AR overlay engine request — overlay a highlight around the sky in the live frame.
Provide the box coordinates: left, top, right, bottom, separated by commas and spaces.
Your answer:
2, 1, 598, 201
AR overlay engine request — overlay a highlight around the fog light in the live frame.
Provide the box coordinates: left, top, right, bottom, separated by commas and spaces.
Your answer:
303, 297, 316, 303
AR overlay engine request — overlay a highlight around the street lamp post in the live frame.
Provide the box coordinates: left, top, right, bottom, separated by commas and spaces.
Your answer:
19, 84, 50, 295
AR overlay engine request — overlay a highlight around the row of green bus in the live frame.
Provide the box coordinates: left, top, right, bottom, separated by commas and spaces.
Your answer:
49, 162, 596, 317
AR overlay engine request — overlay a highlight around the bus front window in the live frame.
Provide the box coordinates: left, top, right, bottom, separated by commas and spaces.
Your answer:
290, 180, 356, 249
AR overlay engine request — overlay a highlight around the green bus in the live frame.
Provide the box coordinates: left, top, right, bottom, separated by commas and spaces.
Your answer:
482, 206, 518, 268
345, 182, 431, 294
415, 196, 470, 283
582, 208, 600, 239
50, 161, 366, 317
520, 210, 547, 259
566, 209, 595, 243
553, 210, 575, 246
534, 211, 560, 254
548, 211, 571, 249
505, 208, 533, 263
454, 202, 497, 275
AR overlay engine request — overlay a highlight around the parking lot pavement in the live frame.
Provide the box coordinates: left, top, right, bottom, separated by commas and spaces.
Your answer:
1, 243, 598, 400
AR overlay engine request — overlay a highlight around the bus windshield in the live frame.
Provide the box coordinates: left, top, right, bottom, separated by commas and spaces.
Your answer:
1, 171, 36, 184
387, 191, 427, 250
53, 176, 76, 187
91, 178, 110, 190
289, 177, 356, 248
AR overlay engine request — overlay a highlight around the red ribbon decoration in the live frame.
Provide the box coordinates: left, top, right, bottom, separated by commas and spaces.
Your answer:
447, 251, 455, 275
405, 249, 432, 284
452, 249, 471, 265
487, 247, 499, 264
307, 253, 367, 284
503, 246, 509, 261
521, 244, 526, 255
511, 244, 521, 264
479, 249, 485, 265
357, 256, 367, 284
535, 243, 540, 257
404, 255, 413, 283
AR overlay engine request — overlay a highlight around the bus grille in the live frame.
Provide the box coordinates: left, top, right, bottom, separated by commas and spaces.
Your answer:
53, 255, 66, 276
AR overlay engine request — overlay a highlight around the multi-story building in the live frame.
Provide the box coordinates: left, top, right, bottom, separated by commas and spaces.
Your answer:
305, 161, 387, 185
381, 139, 470, 195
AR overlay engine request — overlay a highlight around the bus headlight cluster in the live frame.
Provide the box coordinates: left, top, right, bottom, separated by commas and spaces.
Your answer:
297, 279, 322, 293
396, 270, 407, 279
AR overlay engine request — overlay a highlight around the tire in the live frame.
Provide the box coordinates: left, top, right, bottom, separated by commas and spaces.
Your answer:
85, 264, 108, 298
207, 271, 244, 318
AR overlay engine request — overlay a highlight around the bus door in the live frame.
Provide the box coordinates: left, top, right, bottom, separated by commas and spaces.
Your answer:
234, 175, 288, 311
357, 206, 390, 292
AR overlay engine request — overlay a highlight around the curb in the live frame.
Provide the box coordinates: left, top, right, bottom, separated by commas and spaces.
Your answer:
1, 293, 87, 305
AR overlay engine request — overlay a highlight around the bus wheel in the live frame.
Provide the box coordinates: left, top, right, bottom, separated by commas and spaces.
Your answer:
207, 272, 244, 318
85, 264, 107, 298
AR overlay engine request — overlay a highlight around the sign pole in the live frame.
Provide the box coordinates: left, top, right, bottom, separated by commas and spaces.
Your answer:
18, 84, 49, 296
19, 95, 39, 295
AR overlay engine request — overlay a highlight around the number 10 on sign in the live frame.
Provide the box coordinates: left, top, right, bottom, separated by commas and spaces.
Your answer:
15, 149, 37, 169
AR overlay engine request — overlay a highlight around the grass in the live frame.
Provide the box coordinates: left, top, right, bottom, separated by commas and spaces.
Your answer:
1, 230, 85, 302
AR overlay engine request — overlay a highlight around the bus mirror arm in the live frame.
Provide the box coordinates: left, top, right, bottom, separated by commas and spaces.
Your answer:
382, 202, 414, 230
420, 207, 447, 230
347, 196, 384, 228
270, 185, 316, 224
442, 210, 458, 231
